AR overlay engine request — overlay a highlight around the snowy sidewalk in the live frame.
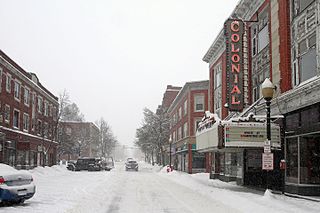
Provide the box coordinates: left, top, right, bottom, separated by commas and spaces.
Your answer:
157, 166, 320, 213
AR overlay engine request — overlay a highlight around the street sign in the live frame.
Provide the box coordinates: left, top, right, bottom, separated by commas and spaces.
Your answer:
262, 153, 274, 170
264, 145, 271, 153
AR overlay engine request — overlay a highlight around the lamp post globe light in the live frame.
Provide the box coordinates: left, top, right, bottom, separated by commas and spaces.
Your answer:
261, 78, 275, 190
262, 78, 275, 141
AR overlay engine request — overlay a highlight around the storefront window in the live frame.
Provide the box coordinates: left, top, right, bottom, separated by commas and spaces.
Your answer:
246, 150, 261, 172
192, 152, 205, 168
237, 152, 243, 178
225, 153, 237, 177
300, 135, 320, 184
286, 137, 299, 183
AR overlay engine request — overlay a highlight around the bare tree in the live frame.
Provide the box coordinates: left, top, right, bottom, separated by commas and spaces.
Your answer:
96, 118, 118, 158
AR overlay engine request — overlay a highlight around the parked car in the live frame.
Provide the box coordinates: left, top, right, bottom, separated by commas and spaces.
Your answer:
66, 160, 76, 171
105, 157, 114, 171
0, 163, 36, 204
75, 157, 96, 171
88, 158, 105, 171
125, 159, 138, 171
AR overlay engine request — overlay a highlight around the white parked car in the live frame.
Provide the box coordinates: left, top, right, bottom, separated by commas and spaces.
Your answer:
0, 163, 36, 204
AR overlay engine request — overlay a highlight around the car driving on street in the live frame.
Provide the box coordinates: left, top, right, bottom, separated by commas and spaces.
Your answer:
0, 163, 36, 205
125, 159, 138, 171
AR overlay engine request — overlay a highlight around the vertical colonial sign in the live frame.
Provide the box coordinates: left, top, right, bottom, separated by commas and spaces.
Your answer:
224, 19, 245, 111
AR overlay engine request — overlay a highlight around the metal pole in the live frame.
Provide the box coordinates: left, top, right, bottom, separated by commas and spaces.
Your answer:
266, 100, 271, 190
169, 142, 172, 169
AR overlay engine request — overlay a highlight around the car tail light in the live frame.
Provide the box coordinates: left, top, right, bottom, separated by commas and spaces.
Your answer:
0, 176, 5, 185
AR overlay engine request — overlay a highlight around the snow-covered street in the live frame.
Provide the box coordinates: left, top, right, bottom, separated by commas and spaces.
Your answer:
1, 162, 320, 213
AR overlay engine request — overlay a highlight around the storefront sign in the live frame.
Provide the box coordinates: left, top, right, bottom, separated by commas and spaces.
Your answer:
224, 19, 245, 111
224, 123, 281, 148
262, 153, 274, 170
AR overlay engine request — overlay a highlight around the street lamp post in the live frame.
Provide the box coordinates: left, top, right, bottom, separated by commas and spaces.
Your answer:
261, 78, 275, 190
169, 138, 172, 170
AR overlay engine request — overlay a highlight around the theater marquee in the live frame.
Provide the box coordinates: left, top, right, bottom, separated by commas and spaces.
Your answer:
224, 19, 244, 111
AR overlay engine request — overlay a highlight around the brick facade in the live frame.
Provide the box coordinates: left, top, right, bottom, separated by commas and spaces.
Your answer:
0, 50, 59, 169
168, 80, 209, 173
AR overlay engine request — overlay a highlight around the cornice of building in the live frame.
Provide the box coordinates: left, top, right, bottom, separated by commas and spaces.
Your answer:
168, 80, 209, 113
203, 0, 265, 65
0, 51, 59, 105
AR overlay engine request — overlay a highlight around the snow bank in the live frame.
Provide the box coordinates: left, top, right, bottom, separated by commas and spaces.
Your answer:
158, 170, 320, 213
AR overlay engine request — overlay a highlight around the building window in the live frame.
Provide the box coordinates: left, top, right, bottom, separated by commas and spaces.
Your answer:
292, 32, 317, 86
13, 109, 20, 129
178, 107, 182, 120
299, 134, 320, 184
4, 105, 10, 123
49, 104, 53, 117
178, 127, 182, 140
66, 127, 72, 136
183, 100, 187, 116
14, 81, 21, 101
194, 118, 202, 134
44, 101, 49, 116
24, 87, 30, 106
292, 0, 315, 17
44, 122, 49, 138
37, 120, 42, 136
53, 107, 57, 121
194, 94, 205, 112
257, 24, 269, 53
23, 113, 29, 132
183, 122, 188, 138
214, 63, 222, 117
37, 96, 43, 114
286, 137, 298, 184
6, 74, 11, 93
251, 27, 258, 57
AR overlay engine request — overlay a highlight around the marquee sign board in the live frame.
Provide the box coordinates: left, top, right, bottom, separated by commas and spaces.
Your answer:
224, 122, 281, 148
224, 19, 245, 111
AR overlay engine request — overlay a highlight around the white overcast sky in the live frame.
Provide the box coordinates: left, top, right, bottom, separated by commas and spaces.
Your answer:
0, 0, 238, 146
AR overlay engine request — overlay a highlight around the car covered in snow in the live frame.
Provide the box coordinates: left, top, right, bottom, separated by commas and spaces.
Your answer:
105, 157, 114, 171
125, 159, 138, 171
0, 163, 36, 204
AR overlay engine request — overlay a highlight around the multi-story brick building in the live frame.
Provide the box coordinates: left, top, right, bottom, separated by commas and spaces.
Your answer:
168, 80, 209, 174
157, 85, 182, 165
0, 50, 59, 169
59, 121, 100, 161
199, 0, 320, 195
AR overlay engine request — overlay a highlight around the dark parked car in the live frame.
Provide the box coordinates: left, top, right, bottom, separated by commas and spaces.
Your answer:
75, 157, 96, 171
66, 160, 76, 171
88, 158, 106, 171
125, 160, 138, 171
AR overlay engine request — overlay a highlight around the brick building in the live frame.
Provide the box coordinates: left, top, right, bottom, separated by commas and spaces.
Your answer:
168, 80, 209, 174
199, 0, 320, 195
157, 85, 182, 166
0, 50, 59, 169
59, 121, 100, 161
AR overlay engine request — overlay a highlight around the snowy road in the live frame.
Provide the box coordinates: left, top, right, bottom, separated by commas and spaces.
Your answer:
1, 162, 320, 213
